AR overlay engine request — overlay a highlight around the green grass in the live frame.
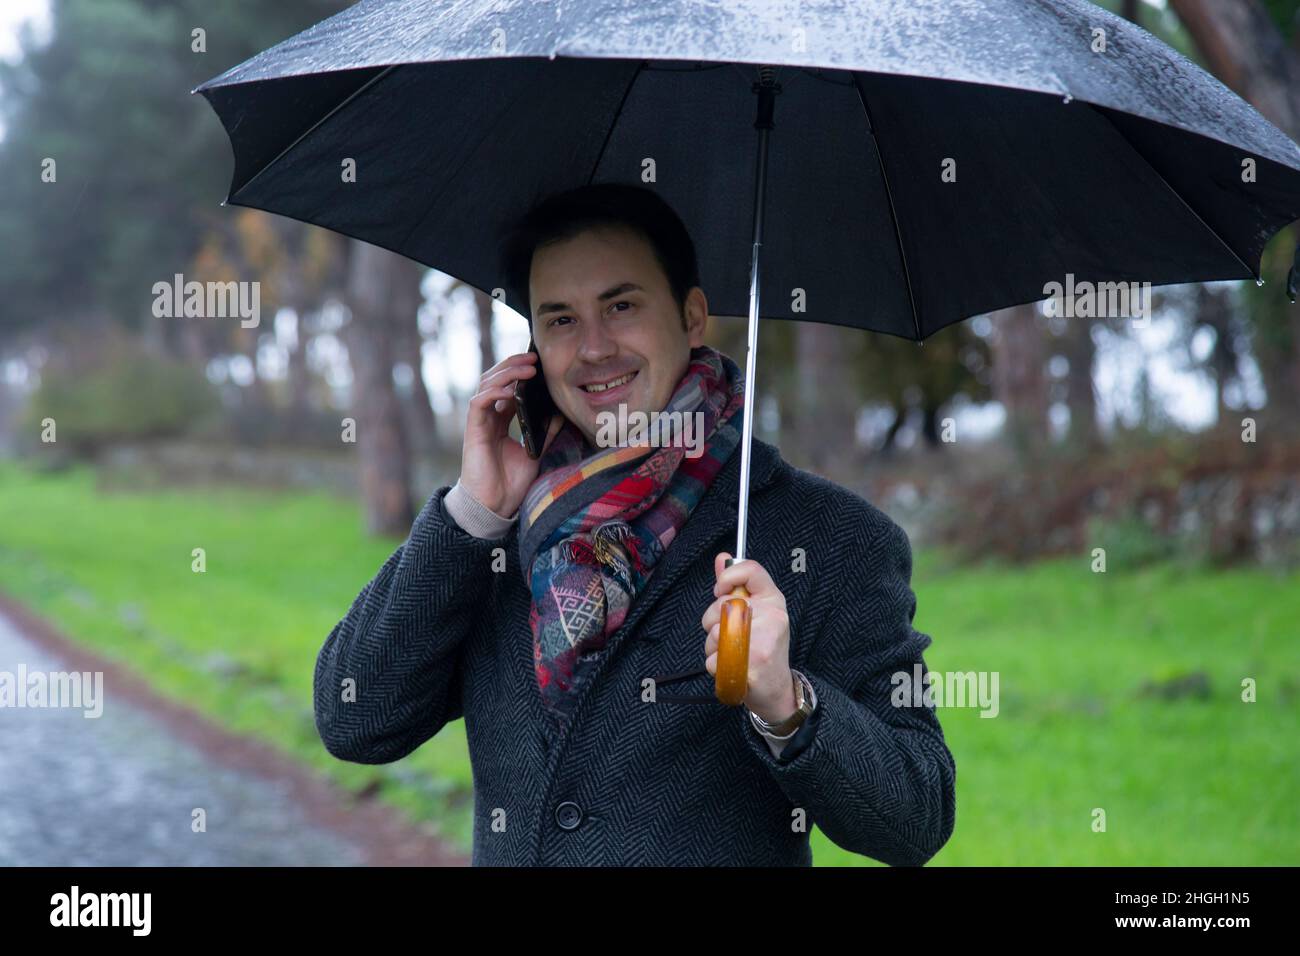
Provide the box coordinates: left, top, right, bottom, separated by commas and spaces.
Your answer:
1, 460, 1296, 865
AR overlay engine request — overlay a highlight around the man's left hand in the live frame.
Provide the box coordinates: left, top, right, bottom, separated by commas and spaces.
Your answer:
701, 552, 796, 723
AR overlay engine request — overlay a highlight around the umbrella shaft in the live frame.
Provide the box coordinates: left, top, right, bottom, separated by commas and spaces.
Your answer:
735, 233, 761, 564
735, 81, 776, 564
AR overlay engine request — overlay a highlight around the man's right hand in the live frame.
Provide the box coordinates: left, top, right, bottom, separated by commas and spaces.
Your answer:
459, 350, 564, 518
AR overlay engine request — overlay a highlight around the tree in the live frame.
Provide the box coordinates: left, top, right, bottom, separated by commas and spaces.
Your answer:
1168, 0, 1300, 428
0, 0, 351, 345
793, 322, 860, 476
989, 304, 1050, 455
853, 323, 991, 453
343, 240, 423, 536
473, 287, 497, 373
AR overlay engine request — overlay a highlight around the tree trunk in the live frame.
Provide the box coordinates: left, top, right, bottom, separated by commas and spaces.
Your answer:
1061, 316, 1100, 450
989, 304, 1050, 455
344, 239, 415, 536
287, 310, 312, 420
396, 259, 438, 455
1168, 0, 1300, 138
236, 322, 270, 412
921, 401, 941, 448
793, 322, 861, 478
1169, 0, 1300, 426
880, 403, 906, 453
473, 288, 497, 371
1194, 284, 1241, 426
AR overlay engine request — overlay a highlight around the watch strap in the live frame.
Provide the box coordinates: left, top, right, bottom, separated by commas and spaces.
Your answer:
749, 669, 815, 738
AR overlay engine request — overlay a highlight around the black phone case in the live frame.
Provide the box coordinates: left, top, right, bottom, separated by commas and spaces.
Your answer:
515, 342, 558, 459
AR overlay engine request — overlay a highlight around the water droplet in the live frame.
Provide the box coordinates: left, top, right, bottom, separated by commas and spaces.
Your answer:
1062, 93, 1073, 104
1256, 278, 1265, 287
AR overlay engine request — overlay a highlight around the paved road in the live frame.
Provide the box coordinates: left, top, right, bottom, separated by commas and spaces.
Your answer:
0, 609, 367, 866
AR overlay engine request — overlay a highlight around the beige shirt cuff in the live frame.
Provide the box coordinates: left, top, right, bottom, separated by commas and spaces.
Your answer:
444, 479, 518, 540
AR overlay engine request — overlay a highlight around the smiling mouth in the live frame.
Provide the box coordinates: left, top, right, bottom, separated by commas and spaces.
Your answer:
580, 370, 638, 393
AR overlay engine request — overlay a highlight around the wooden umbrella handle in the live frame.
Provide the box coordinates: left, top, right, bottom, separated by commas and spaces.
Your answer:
714, 584, 751, 706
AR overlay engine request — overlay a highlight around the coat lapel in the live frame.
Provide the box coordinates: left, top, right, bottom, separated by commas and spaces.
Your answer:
570, 435, 785, 699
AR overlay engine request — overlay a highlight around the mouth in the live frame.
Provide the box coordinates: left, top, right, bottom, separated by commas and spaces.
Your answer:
578, 369, 639, 405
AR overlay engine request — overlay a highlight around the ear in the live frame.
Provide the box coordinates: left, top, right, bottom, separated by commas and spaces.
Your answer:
684, 286, 708, 346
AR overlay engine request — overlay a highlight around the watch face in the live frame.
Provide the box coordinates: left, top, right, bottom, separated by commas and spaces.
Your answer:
794, 671, 814, 712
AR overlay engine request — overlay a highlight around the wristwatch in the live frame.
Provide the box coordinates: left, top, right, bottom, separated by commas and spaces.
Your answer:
748, 669, 816, 738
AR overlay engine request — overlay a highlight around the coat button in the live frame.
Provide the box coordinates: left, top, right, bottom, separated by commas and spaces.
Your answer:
554, 801, 583, 831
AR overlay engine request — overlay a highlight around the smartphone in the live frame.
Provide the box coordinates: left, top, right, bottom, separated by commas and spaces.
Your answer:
514, 339, 558, 459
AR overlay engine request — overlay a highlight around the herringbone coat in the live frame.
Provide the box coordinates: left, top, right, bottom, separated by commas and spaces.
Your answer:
313, 436, 956, 865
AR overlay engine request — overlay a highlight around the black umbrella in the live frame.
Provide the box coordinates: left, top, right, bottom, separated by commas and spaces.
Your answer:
195, 0, 1300, 704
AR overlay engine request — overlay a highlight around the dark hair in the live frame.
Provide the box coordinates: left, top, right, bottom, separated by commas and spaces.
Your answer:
498, 183, 699, 328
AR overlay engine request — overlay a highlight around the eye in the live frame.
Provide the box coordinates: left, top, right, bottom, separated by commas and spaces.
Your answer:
547, 315, 573, 328
610, 300, 632, 314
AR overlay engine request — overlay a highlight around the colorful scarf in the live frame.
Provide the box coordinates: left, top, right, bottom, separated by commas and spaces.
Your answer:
517, 345, 745, 732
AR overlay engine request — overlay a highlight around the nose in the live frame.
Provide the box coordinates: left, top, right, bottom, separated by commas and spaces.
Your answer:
577, 314, 617, 364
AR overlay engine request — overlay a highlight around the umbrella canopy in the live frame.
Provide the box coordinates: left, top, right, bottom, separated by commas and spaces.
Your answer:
195, 0, 1300, 341
195, 0, 1300, 705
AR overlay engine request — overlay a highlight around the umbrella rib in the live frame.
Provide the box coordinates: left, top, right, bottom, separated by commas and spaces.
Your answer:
795, 66, 854, 87
1084, 103, 1259, 281
585, 60, 647, 185
227, 64, 398, 201
852, 73, 924, 343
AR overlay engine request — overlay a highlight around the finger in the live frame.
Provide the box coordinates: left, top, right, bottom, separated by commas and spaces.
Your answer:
704, 651, 717, 676
480, 350, 537, 382
701, 594, 726, 632
713, 555, 774, 598
470, 386, 523, 427
469, 382, 520, 411
479, 360, 537, 391
714, 552, 729, 582
703, 621, 719, 657
704, 588, 784, 630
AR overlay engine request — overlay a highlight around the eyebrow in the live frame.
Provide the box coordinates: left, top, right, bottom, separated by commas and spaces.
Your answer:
536, 282, 644, 318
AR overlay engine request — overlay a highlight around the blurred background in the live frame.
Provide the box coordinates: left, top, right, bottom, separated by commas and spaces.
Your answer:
0, 0, 1296, 866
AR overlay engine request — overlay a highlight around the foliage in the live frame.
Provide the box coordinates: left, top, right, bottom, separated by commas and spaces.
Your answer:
1086, 511, 1179, 569
0, 0, 351, 337
21, 346, 220, 456
925, 429, 1300, 567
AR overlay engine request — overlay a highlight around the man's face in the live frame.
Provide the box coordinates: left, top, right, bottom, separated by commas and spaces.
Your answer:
530, 224, 708, 447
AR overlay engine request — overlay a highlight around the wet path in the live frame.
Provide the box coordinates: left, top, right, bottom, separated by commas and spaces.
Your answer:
0, 603, 463, 866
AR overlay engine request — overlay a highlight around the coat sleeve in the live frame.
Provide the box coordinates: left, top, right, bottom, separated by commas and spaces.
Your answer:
313, 484, 506, 764
737, 500, 957, 866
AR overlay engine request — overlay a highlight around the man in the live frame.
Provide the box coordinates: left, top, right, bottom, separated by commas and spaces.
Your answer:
313, 183, 956, 866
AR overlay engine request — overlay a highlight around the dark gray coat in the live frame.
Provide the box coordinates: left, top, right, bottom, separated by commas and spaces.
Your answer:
313, 436, 956, 865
